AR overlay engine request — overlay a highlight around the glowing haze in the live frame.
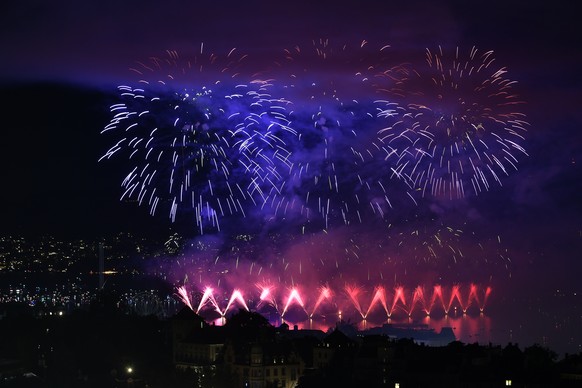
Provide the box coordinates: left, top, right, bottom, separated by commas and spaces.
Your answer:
100, 40, 528, 233
99, 39, 525, 323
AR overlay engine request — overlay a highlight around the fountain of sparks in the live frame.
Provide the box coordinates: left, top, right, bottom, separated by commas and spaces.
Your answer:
177, 283, 492, 324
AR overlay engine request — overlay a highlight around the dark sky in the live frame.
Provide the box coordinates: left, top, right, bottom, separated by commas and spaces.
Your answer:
0, 0, 581, 353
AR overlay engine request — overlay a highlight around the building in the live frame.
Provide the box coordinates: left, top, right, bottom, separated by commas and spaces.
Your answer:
224, 340, 304, 388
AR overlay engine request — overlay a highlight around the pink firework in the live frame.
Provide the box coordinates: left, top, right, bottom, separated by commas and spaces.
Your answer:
310, 285, 333, 318
176, 285, 194, 310
282, 288, 306, 317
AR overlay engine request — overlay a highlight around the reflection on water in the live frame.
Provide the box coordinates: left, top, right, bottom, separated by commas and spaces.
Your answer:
420, 314, 493, 344
209, 309, 494, 346
256, 308, 578, 358
207, 307, 578, 358
279, 312, 493, 345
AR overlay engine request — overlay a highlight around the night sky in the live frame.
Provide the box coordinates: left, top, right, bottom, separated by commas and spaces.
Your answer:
1, 0, 581, 354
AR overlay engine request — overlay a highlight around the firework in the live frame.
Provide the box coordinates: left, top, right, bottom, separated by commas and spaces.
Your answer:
388, 226, 510, 280
101, 43, 528, 233
258, 38, 415, 230
162, 219, 506, 317
374, 46, 529, 199
176, 281, 491, 321
99, 46, 297, 233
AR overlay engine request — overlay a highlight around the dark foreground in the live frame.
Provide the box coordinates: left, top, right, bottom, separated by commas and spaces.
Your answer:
1, 296, 581, 388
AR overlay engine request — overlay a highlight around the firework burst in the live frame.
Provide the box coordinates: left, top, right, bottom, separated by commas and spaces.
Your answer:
374, 46, 529, 199
99, 46, 298, 233
259, 39, 414, 230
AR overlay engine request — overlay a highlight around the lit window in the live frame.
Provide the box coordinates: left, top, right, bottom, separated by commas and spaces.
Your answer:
506, 380, 512, 386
